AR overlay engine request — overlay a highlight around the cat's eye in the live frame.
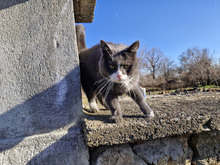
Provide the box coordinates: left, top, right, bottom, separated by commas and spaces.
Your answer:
109, 65, 116, 69
123, 65, 130, 69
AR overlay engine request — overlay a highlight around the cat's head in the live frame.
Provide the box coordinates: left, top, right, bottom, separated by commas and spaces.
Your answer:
99, 40, 140, 87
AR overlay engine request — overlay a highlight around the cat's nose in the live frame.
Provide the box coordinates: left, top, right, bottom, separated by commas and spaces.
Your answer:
117, 75, 122, 79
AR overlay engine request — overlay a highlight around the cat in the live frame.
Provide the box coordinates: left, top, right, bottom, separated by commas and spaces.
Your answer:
76, 24, 154, 123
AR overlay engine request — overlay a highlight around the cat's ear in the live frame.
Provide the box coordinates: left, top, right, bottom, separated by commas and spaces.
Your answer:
100, 40, 112, 56
127, 41, 140, 53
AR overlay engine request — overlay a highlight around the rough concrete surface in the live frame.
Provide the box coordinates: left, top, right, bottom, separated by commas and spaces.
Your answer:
0, 125, 89, 165
83, 93, 220, 147
0, 0, 82, 139
0, 0, 88, 164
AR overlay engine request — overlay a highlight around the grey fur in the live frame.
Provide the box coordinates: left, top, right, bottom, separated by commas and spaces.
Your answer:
76, 24, 154, 123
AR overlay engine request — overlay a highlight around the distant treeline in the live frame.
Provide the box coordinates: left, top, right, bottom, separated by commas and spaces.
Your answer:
139, 46, 220, 90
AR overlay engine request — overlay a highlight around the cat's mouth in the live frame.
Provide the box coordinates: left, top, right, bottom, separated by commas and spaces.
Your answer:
112, 79, 125, 84
110, 74, 128, 84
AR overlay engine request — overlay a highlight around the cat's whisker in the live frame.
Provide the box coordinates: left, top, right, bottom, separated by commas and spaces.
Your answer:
96, 80, 111, 95
96, 80, 109, 90
95, 78, 113, 97
103, 87, 109, 104
93, 77, 108, 85
104, 81, 113, 103
95, 78, 113, 106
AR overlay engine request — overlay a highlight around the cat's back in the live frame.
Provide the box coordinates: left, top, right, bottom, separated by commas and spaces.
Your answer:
79, 43, 102, 64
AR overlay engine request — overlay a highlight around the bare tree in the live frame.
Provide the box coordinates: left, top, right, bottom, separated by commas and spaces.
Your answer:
139, 47, 165, 80
160, 58, 176, 82
139, 73, 154, 87
179, 47, 213, 87
160, 57, 177, 90
210, 62, 220, 86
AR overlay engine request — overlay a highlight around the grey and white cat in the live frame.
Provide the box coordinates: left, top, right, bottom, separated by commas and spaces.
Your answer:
76, 24, 154, 123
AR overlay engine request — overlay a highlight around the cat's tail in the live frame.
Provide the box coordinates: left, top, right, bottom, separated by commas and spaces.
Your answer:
76, 24, 87, 52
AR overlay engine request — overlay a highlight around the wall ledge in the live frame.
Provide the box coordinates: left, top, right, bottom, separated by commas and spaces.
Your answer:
83, 93, 220, 147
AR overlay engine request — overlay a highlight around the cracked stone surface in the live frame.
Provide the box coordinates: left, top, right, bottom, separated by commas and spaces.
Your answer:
90, 144, 147, 165
190, 131, 220, 165
83, 93, 220, 147
132, 136, 193, 165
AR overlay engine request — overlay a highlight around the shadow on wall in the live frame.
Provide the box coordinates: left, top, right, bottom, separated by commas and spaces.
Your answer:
26, 124, 88, 164
0, 67, 82, 152
0, 0, 30, 10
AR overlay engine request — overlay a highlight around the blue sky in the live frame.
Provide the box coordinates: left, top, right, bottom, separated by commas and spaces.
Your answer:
81, 0, 220, 64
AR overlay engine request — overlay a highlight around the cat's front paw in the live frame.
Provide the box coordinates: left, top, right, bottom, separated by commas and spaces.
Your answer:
87, 101, 99, 113
109, 116, 123, 123
85, 108, 99, 113
144, 110, 155, 118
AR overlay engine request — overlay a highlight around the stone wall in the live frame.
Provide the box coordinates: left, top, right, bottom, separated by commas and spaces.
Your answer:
88, 131, 220, 165
83, 94, 220, 165
0, 0, 89, 164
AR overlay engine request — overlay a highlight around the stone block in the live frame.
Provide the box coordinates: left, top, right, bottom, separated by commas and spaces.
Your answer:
190, 131, 220, 165
133, 136, 193, 165
91, 144, 147, 165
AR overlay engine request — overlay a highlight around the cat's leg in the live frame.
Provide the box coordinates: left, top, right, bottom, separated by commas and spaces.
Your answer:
85, 91, 99, 113
88, 96, 99, 113
81, 79, 99, 113
105, 93, 123, 123
96, 94, 108, 109
128, 86, 154, 118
